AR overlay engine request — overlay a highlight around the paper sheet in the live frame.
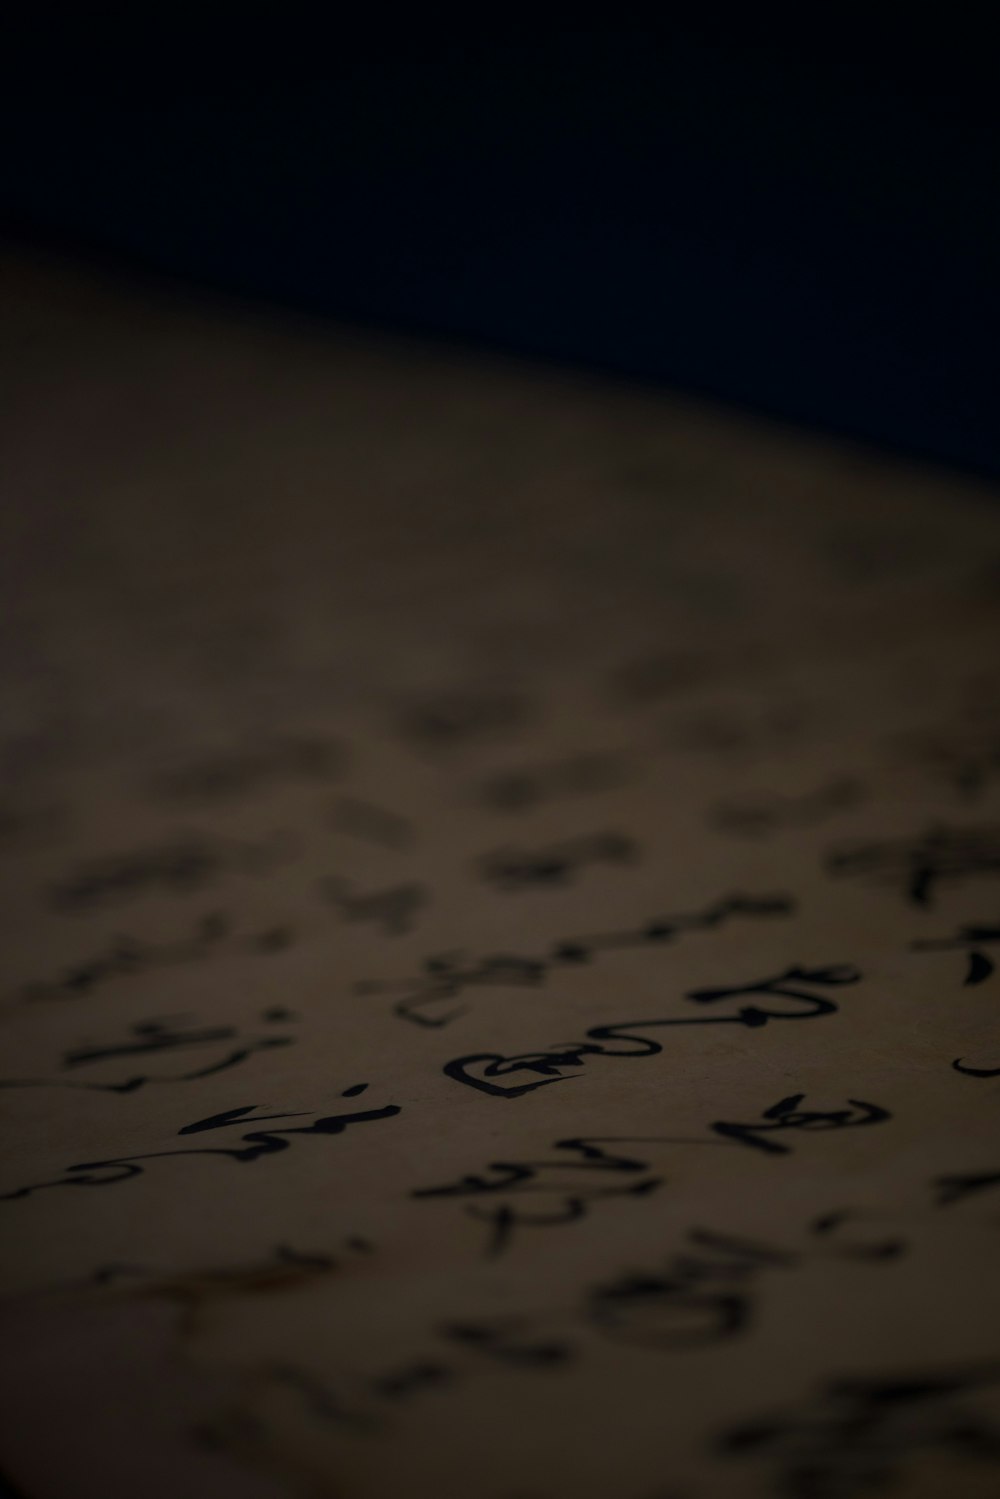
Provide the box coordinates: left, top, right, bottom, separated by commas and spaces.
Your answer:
2, 254, 1000, 1499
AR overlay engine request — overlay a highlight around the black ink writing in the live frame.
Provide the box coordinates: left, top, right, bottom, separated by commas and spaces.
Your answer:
14, 913, 296, 1005
0, 1088, 400, 1202
358, 892, 795, 1027
709, 1094, 891, 1155
588, 1214, 903, 1351
912, 922, 1000, 986
48, 831, 298, 913
935, 1170, 1000, 1207
443, 967, 860, 1097
826, 824, 1000, 907
416, 1099, 889, 1253
0, 1010, 297, 1094
717, 1361, 1000, 1498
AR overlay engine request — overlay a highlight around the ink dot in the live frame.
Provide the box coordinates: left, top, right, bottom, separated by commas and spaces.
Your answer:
553, 943, 589, 963
342, 1083, 368, 1097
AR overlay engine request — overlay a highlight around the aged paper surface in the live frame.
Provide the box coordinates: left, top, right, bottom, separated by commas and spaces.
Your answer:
1, 254, 1000, 1499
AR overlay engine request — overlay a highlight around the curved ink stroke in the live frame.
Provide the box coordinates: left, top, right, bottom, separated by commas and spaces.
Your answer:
953, 1057, 1000, 1077
413, 1135, 672, 1198
468, 1175, 663, 1258
0, 1037, 293, 1094
381, 892, 798, 1028
443, 968, 858, 1097
1, 1093, 400, 1202
588, 1279, 748, 1349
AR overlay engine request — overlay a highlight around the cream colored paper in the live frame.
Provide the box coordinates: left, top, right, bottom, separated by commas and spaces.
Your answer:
2, 255, 1000, 1499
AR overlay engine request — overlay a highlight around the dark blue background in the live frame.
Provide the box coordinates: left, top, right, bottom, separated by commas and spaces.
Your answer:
3, 15, 997, 473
